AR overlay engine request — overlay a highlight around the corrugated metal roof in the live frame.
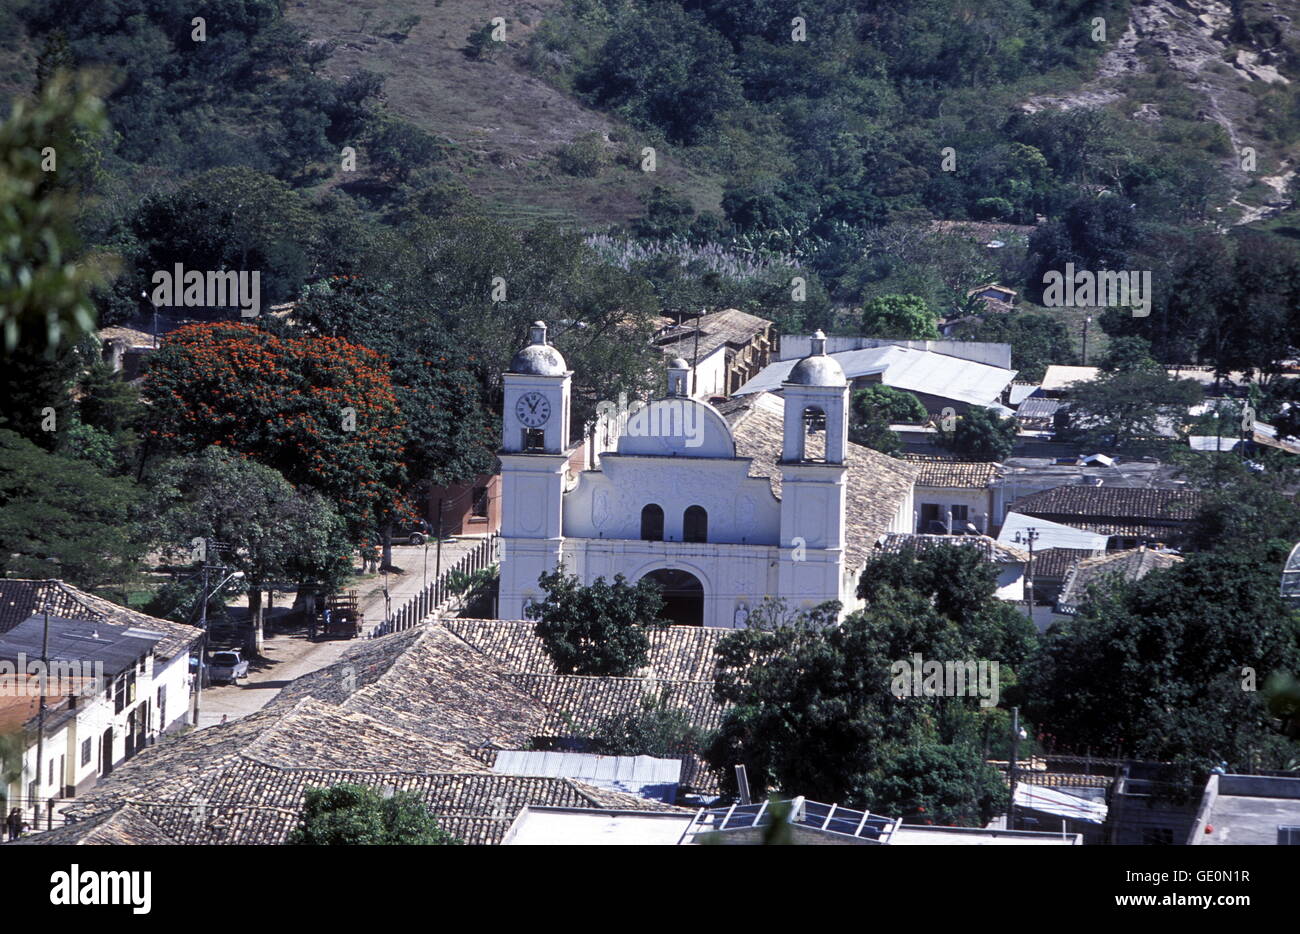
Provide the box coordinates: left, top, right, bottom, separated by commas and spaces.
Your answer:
1188, 436, 1242, 451
997, 512, 1109, 552
493, 751, 682, 802
735, 346, 1015, 406
1014, 785, 1108, 824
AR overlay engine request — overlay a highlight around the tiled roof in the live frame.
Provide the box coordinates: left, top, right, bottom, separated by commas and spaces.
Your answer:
58, 765, 678, 846
656, 308, 771, 361
1009, 486, 1202, 523
901, 455, 1000, 488
445, 620, 729, 794
62, 697, 492, 818
41, 625, 692, 845
4, 805, 178, 846
724, 393, 917, 569
0, 580, 200, 661
507, 674, 725, 735
269, 625, 549, 750
877, 533, 1029, 564
1065, 521, 1191, 541
1058, 549, 1183, 612
1030, 548, 1096, 580
444, 618, 727, 681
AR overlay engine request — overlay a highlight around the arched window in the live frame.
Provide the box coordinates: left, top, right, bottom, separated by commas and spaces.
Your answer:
683, 505, 708, 543
801, 406, 827, 462
641, 504, 664, 541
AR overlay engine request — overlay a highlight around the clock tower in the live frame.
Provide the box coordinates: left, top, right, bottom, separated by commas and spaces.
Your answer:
498, 321, 573, 618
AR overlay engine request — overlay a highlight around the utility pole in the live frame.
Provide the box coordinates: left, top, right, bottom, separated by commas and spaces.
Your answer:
1082, 315, 1091, 366
1008, 706, 1021, 831
194, 562, 210, 726
691, 308, 702, 398
1014, 527, 1039, 624
434, 498, 444, 587
33, 595, 50, 828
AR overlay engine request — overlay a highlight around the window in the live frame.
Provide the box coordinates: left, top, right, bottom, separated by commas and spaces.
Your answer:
48, 758, 54, 785
80, 738, 92, 767
523, 428, 546, 452
113, 675, 125, 714
951, 505, 969, 523
471, 486, 489, 518
641, 504, 664, 542
1279, 825, 1300, 845
683, 505, 708, 543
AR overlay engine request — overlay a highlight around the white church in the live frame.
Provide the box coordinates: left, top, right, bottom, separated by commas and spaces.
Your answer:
497, 322, 918, 628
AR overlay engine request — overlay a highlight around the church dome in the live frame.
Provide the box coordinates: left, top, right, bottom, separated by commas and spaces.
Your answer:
787, 331, 845, 387
508, 321, 567, 376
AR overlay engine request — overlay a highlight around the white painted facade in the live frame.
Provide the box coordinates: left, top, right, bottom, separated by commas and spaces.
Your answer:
6, 639, 194, 826
498, 325, 870, 627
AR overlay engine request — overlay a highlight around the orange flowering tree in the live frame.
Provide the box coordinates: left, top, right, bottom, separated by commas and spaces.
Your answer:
141, 322, 405, 538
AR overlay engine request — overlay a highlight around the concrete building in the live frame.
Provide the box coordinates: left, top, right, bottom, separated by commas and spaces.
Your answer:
496, 324, 916, 628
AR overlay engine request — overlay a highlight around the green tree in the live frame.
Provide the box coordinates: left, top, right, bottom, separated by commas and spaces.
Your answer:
528, 569, 667, 676
289, 784, 462, 845
144, 447, 353, 649
0, 72, 115, 351
707, 597, 950, 803
849, 385, 923, 455
852, 385, 926, 425
1023, 545, 1300, 780
870, 743, 1006, 827
1060, 369, 1202, 453
952, 312, 1077, 383
0, 428, 142, 590
579, 4, 743, 145
861, 293, 939, 340
936, 407, 1018, 461
587, 690, 710, 758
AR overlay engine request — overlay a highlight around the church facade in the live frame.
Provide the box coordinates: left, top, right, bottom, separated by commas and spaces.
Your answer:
497, 322, 917, 627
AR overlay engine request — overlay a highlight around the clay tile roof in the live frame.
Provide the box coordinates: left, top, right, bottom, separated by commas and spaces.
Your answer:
270, 625, 549, 750
59, 765, 680, 846
1057, 549, 1184, 612
0, 580, 200, 661
723, 393, 917, 569
656, 308, 772, 360
1009, 486, 1203, 523
877, 533, 1029, 564
444, 618, 728, 682
1031, 547, 1097, 580
4, 805, 178, 846
901, 455, 1000, 488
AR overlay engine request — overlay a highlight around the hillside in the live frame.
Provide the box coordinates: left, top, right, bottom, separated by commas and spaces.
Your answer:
283, 0, 723, 226
279, 0, 1300, 231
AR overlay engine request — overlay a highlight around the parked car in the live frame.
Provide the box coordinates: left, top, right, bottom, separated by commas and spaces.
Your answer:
395, 518, 431, 545
208, 649, 249, 684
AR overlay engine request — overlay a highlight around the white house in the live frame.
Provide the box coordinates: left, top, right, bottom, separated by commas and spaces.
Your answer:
496, 323, 916, 627
0, 581, 200, 832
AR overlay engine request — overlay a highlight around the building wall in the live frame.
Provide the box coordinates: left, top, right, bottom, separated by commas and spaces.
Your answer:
427, 473, 503, 536
914, 487, 994, 534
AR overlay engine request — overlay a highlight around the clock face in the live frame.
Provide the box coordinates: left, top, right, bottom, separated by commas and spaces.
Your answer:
516, 391, 551, 428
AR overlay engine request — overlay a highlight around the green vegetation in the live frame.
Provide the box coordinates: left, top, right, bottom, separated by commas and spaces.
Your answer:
528, 569, 667, 676
289, 784, 463, 845
936, 407, 1018, 461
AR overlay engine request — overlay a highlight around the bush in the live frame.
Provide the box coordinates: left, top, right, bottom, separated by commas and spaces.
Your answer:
556, 132, 607, 177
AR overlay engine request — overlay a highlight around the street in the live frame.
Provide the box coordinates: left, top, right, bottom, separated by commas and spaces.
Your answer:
193, 539, 486, 729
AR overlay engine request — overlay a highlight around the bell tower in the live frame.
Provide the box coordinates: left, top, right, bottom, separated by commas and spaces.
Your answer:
498, 321, 573, 618
778, 331, 850, 613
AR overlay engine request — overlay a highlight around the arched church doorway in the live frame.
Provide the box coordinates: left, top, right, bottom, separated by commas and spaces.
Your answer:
641, 568, 704, 626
